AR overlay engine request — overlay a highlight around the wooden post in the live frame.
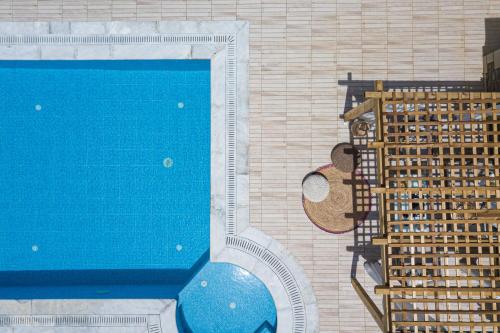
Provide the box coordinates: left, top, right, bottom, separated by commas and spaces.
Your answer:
351, 277, 386, 332
372, 79, 391, 333
342, 98, 377, 121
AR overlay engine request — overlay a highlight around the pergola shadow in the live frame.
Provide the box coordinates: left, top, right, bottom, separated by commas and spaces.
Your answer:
339, 74, 483, 115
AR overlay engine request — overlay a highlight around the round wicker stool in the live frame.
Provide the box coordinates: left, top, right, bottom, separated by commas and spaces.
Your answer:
302, 164, 370, 234
330, 143, 360, 173
302, 172, 330, 203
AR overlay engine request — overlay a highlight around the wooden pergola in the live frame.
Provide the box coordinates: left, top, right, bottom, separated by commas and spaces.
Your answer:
345, 82, 500, 333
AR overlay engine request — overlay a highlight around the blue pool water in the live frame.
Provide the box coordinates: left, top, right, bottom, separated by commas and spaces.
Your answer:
177, 262, 277, 333
0, 59, 278, 332
0, 60, 211, 296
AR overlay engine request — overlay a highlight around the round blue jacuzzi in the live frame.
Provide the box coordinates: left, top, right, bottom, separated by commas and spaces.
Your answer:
176, 262, 277, 333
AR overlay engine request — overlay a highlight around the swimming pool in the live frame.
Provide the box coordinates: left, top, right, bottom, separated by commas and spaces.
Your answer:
177, 262, 277, 333
0, 60, 211, 298
0, 21, 322, 333
0, 58, 278, 332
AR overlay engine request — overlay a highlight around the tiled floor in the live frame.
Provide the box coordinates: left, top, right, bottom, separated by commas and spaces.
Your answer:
1, 1, 500, 332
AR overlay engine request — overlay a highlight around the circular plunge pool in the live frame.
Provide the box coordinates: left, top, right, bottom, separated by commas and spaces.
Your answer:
176, 262, 277, 333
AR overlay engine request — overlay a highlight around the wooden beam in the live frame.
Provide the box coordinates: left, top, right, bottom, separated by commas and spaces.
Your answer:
476, 210, 500, 219
387, 241, 500, 248
391, 309, 500, 315
393, 321, 500, 327
372, 83, 392, 333
375, 285, 391, 295
375, 286, 500, 296
377, 186, 500, 194
351, 277, 386, 332
364, 91, 500, 99
371, 187, 386, 194
342, 98, 377, 121
367, 141, 385, 149
391, 298, 500, 304
372, 237, 388, 245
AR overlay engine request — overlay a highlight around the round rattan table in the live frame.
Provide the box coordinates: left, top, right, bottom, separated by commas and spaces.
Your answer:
330, 143, 360, 173
302, 164, 371, 234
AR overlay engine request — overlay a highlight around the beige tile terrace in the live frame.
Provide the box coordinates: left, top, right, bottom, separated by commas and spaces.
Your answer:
1, 1, 500, 331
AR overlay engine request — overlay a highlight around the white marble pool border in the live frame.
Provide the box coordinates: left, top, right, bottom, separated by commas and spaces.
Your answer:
0, 21, 318, 333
